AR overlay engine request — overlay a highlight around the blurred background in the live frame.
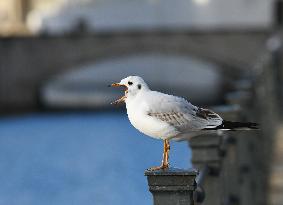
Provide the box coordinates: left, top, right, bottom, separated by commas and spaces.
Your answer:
0, 0, 283, 205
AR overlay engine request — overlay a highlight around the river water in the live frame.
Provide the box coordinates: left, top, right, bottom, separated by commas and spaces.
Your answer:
0, 111, 191, 205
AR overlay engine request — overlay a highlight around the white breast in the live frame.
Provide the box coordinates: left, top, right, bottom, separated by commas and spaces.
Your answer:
125, 94, 180, 140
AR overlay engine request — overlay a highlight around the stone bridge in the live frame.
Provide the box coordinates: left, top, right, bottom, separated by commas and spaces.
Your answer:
0, 30, 269, 113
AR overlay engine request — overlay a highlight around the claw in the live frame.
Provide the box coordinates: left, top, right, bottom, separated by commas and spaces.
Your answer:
147, 164, 169, 171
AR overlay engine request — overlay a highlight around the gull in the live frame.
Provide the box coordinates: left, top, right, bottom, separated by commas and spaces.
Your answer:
110, 76, 258, 171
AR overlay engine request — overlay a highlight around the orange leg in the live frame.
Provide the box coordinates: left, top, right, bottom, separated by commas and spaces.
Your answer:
148, 139, 170, 171
164, 139, 170, 166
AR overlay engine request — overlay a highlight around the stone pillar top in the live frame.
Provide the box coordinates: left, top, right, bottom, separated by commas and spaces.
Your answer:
145, 168, 197, 191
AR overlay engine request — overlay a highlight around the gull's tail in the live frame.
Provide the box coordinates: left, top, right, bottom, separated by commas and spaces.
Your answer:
204, 120, 259, 131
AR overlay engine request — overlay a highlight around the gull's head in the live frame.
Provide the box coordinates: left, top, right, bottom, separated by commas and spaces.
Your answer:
110, 76, 149, 105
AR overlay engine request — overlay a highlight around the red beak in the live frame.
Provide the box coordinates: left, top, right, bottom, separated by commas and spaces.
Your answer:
110, 83, 128, 105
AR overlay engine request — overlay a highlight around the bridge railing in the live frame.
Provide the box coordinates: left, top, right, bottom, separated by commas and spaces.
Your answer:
144, 2, 283, 204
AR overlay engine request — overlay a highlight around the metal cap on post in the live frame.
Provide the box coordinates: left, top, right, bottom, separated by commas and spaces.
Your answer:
145, 168, 197, 205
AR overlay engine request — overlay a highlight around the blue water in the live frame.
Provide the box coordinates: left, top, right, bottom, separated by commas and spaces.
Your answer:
0, 112, 191, 205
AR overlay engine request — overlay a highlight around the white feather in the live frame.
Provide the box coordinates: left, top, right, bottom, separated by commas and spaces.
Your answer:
121, 76, 223, 140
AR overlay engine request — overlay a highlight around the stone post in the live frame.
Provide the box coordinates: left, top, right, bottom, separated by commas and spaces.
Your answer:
145, 168, 197, 205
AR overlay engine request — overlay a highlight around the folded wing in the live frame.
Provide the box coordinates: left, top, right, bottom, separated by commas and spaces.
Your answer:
146, 91, 223, 132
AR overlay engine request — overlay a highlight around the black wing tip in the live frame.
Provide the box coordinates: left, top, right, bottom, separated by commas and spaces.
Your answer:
246, 122, 259, 129
203, 120, 259, 130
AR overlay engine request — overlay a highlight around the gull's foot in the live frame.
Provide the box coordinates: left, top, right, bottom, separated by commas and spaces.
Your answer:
147, 164, 169, 171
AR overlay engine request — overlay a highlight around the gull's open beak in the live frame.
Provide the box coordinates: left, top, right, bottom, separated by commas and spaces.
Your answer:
109, 83, 128, 105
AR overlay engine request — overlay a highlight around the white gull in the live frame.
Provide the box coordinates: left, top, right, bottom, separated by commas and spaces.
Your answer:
110, 76, 258, 170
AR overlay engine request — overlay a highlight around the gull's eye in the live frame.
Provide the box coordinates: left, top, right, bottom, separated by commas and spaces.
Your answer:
128, 81, 133, 85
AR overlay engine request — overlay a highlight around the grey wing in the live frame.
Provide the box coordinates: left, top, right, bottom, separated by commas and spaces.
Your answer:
146, 93, 223, 131
148, 111, 191, 128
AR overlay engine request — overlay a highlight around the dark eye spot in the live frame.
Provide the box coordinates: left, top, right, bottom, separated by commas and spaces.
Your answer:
138, 84, 141, 89
128, 81, 133, 85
